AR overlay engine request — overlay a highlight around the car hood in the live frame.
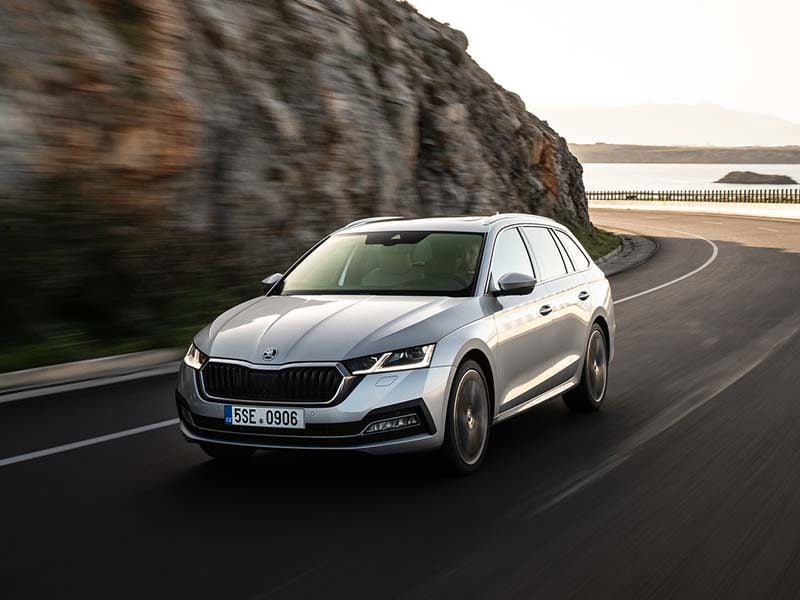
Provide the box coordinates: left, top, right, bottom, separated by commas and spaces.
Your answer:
194, 295, 486, 365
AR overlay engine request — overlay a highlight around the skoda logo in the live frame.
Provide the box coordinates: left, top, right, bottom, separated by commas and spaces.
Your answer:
263, 347, 278, 361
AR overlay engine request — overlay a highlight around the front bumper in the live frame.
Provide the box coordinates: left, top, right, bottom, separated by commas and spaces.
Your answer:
175, 361, 453, 455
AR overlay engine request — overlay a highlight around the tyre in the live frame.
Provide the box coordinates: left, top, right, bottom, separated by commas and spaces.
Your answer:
563, 323, 609, 413
199, 441, 256, 461
440, 359, 491, 475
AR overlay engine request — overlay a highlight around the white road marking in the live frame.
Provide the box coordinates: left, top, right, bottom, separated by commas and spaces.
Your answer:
0, 419, 179, 468
703, 220, 723, 225
758, 226, 779, 233
614, 226, 719, 305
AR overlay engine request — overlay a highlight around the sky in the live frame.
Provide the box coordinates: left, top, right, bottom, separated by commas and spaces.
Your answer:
409, 0, 800, 128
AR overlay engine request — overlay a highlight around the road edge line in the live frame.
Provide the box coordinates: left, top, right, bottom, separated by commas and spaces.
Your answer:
614, 226, 719, 305
0, 419, 180, 468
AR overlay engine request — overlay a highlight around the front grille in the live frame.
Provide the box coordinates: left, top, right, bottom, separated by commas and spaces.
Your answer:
201, 363, 343, 403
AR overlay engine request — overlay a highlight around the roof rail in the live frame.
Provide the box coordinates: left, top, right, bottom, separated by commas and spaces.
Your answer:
337, 216, 405, 231
481, 213, 535, 225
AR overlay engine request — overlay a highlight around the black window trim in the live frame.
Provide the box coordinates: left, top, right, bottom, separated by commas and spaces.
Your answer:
549, 228, 575, 273
551, 227, 592, 273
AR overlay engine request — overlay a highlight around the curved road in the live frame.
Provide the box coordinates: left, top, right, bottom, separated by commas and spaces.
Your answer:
2, 210, 800, 599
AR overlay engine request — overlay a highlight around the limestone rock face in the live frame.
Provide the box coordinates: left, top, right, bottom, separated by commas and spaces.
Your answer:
0, 0, 591, 364
0, 0, 588, 238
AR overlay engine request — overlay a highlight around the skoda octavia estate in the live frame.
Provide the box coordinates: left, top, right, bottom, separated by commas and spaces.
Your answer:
176, 214, 615, 473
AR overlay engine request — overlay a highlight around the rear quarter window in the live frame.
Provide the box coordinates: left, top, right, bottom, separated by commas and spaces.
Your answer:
554, 230, 590, 270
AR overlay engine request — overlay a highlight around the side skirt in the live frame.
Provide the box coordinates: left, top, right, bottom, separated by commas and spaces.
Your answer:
492, 379, 578, 425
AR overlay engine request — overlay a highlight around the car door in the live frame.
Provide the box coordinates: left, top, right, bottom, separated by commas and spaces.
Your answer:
521, 226, 588, 387
552, 228, 596, 371
489, 227, 557, 412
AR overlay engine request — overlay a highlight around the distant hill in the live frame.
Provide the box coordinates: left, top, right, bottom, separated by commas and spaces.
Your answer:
537, 104, 800, 147
570, 144, 800, 164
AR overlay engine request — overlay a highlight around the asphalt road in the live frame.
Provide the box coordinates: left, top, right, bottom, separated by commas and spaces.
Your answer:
2, 210, 800, 599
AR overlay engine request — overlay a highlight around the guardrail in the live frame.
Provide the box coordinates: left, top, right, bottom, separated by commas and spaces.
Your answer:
587, 189, 800, 203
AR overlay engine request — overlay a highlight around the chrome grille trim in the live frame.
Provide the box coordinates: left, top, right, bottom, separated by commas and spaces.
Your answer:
198, 359, 350, 406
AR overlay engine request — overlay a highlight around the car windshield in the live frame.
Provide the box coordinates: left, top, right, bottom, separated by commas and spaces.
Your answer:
280, 231, 484, 296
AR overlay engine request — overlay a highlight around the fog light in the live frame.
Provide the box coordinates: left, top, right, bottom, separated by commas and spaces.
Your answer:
364, 414, 419, 434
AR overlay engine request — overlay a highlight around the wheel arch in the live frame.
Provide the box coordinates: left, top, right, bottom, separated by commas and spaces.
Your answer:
589, 307, 614, 362
459, 348, 496, 419
594, 315, 610, 350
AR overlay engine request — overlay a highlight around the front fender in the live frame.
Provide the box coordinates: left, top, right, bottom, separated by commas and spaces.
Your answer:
430, 313, 499, 421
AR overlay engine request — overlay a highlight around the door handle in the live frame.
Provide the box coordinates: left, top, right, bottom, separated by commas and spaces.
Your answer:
539, 304, 553, 316
578, 290, 590, 301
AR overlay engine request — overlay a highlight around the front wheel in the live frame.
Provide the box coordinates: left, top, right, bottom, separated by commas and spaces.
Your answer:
439, 360, 491, 475
563, 324, 609, 412
199, 442, 256, 461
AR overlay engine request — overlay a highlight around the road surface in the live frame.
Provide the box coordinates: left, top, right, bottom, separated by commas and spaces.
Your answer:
2, 210, 800, 599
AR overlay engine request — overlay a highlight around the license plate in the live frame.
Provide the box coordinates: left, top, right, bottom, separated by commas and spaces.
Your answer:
224, 405, 305, 429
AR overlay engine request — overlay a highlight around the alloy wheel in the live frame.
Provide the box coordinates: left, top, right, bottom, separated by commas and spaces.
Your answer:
453, 369, 489, 465
586, 329, 608, 403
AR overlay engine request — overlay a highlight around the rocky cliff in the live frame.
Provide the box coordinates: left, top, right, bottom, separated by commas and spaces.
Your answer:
0, 0, 590, 369
1, 0, 587, 227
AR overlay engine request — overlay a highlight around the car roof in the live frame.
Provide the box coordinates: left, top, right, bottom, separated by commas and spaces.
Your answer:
336, 214, 566, 235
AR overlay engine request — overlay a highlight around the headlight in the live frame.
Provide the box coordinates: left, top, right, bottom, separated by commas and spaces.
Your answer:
344, 344, 434, 375
184, 343, 209, 370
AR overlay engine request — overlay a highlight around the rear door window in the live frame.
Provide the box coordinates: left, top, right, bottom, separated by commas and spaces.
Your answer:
521, 226, 568, 281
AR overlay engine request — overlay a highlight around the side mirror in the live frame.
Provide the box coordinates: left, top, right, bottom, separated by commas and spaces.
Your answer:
262, 272, 284, 295
493, 272, 536, 296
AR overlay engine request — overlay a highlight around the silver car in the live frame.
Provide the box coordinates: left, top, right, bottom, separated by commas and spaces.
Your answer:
176, 214, 615, 473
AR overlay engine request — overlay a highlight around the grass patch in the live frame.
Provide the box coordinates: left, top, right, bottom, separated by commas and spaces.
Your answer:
569, 225, 620, 260
0, 306, 238, 373
0, 186, 257, 374
0, 325, 202, 374
0, 336, 153, 374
